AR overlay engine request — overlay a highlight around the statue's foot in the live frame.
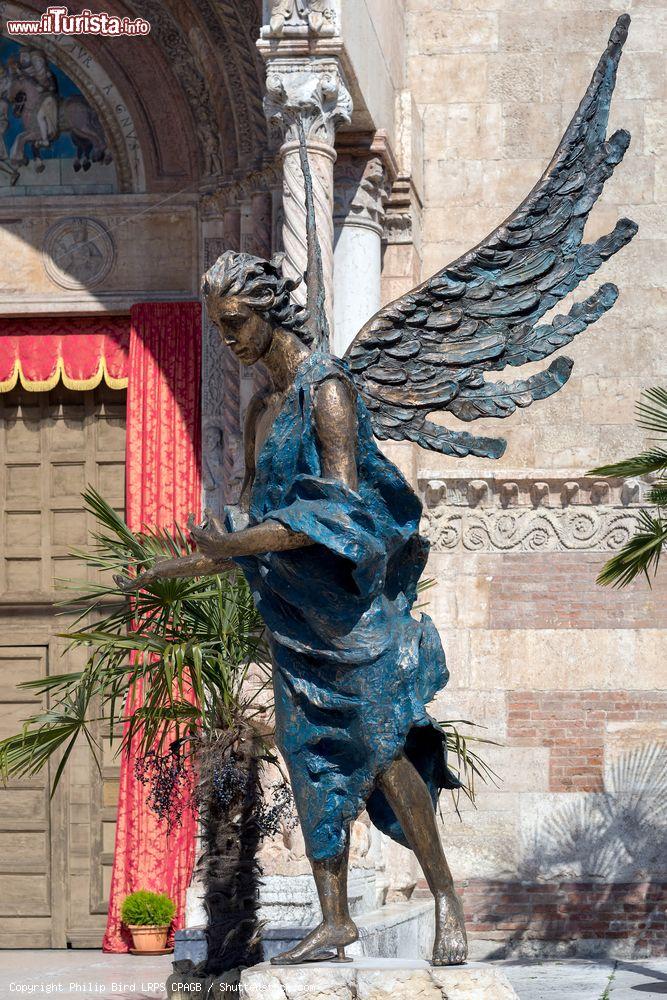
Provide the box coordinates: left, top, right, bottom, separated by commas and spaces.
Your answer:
270, 919, 358, 966
432, 891, 468, 966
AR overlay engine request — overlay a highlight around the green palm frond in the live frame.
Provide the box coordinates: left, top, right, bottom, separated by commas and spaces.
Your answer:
646, 481, 667, 508
636, 386, 667, 435
589, 448, 667, 480
595, 510, 667, 588
589, 386, 667, 589
438, 718, 501, 818
0, 670, 100, 795
0, 491, 270, 792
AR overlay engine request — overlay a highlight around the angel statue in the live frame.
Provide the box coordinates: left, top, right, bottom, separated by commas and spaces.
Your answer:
117, 17, 636, 967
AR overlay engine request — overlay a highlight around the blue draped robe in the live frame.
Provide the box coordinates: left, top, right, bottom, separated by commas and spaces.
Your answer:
230, 353, 458, 862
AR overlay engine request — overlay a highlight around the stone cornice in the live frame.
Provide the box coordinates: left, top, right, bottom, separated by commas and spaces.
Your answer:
418, 472, 649, 510
257, 34, 344, 61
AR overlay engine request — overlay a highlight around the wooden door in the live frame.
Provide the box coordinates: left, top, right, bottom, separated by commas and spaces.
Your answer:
0, 384, 126, 947
0, 643, 63, 947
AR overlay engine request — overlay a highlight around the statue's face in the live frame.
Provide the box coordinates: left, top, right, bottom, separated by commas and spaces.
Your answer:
209, 294, 273, 366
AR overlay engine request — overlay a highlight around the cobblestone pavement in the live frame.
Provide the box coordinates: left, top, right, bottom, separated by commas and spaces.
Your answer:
1, 952, 666, 999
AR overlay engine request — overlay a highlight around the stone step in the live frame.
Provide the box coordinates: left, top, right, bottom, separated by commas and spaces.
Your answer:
175, 899, 435, 967
185, 868, 381, 929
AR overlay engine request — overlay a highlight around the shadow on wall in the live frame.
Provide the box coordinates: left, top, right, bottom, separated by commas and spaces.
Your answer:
520, 743, 667, 884
478, 744, 667, 959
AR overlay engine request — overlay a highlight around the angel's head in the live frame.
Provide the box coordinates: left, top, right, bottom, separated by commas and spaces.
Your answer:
202, 251, 309, 366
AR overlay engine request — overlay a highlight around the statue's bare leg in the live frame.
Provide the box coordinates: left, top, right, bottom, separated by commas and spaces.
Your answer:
377, 753, 467, 966
270, 833, 358, 965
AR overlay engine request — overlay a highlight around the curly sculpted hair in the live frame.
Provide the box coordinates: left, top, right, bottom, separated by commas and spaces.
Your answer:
202, 251, 310, 342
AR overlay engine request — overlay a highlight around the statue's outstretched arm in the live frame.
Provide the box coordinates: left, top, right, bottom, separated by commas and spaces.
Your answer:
114, 521, 310, 594
115, 377, 357, 593
189, 516, 313, 560
114, 550, 236, 593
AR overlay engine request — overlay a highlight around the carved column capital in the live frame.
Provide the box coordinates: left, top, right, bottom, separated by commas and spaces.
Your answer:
264, 58, 351, 147
334, 154, 391, 235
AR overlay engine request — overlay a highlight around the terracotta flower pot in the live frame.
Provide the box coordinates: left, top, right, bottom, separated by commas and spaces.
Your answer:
127, 924, 170, 952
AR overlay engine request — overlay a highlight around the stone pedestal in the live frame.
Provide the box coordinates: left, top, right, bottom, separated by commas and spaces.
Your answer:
238, 959, 519, 1000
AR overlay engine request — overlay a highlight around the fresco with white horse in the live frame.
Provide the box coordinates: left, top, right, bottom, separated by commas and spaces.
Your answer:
0, 37, 116, 193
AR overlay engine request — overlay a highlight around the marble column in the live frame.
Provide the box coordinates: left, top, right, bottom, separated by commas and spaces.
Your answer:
262, 59, 352, 331
333, 150, 390, 356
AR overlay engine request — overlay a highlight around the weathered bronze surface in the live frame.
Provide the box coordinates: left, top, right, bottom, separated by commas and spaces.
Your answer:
345, 16, 637, 461
117, 16, 636, 969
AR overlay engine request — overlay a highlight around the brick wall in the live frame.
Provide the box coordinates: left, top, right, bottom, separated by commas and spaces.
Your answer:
451, 880, 666, 957
508, 690, 667, 792
412, 876, 666, 957
489, 553, 667, 631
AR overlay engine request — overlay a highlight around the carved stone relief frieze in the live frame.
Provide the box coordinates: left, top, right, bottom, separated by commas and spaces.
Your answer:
124, 0, 225, 177
419, 474, 650, 553
204, 162, 282, 216
196, 0, 268, 163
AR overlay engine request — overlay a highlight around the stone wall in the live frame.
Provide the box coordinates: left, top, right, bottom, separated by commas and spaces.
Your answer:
0, 195, 200, 315
395, 0, 667, 957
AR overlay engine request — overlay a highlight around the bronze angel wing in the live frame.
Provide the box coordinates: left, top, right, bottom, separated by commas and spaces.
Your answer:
344, 15, 638, 459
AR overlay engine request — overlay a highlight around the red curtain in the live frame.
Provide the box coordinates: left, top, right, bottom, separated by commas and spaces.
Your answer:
103, 302, 202, 952
0, 316, 129, 392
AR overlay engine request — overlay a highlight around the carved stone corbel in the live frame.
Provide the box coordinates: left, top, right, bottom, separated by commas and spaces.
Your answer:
265, 0, 338, 39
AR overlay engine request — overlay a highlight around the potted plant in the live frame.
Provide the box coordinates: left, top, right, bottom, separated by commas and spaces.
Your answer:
121, 889, 176, 953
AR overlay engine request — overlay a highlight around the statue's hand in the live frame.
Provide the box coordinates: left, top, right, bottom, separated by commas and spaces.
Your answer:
114, 573, 139, 593
113, 567, 160, 593
187, 509, 229, 558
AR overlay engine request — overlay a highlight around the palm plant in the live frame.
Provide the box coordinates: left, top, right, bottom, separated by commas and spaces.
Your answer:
589, 387, 667, 587
0, 490, 500, 978
0, 488, 275, 977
